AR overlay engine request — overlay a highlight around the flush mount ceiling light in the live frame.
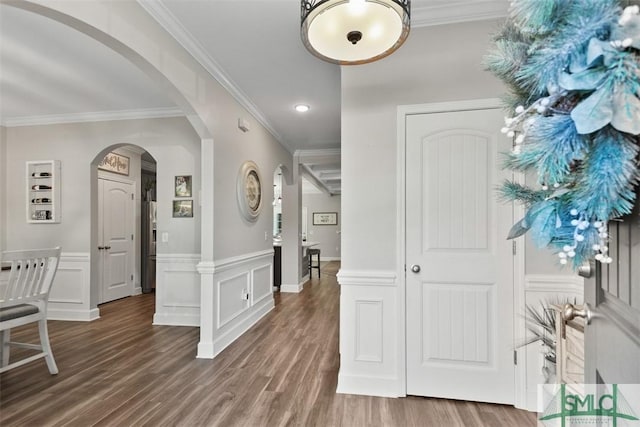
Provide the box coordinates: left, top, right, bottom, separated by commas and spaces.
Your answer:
295, 104, 310, 112
300, 0, 410, 65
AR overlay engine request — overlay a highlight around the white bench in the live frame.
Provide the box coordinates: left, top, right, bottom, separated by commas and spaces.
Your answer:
0, 247, 61, 374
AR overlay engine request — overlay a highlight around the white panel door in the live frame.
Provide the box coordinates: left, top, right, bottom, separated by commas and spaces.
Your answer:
99, 178, 134, 303
406, 108, 514, 404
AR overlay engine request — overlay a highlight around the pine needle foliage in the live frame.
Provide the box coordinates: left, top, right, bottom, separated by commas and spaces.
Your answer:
486, 0, 640, 269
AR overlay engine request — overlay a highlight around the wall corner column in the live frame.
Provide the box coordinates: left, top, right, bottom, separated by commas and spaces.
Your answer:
197, 137, 216, 358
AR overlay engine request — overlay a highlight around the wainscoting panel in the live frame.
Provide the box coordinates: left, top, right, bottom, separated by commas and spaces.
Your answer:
252, 263, 272, 305
337, 269, 401, 397
199, 249, 274, 359
217, 272, 250, 329
154, 254, 200, 326
355, 300, 383, 363
48, 253, 98, 321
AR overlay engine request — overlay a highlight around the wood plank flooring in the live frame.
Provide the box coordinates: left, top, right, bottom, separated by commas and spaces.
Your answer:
0, 262, 536, 426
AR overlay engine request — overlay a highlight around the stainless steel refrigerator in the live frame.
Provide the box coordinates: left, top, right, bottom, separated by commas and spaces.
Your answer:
141, 201, 156, 293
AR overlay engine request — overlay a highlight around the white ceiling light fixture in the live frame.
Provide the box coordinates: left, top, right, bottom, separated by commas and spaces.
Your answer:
300, 0, 410, 65
295, 104, 311, 112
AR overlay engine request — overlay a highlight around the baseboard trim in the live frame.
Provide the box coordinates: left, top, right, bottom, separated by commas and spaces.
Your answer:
197, 341, 215, 359
280, 276, 308, 293
153, 313, 199, 327
48, 308, 100, 322
320, 256, 341, 262
336, 373, 402, 398
280, 283, 303, 293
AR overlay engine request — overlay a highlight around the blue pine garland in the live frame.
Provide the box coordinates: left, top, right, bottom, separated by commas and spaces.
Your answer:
487, 0, 640, 268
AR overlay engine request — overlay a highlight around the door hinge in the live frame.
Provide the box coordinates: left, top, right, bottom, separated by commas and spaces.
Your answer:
131, 274, 134, 281
131, 194, 134, 200
514, 350, 518, 365
131, 234, 134, 240
513, 241, 517, 256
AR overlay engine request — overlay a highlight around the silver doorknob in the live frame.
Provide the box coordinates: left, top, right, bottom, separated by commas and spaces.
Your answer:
411, 265, 421, 273
562, 302, 592, 325
577, 261, 593, 278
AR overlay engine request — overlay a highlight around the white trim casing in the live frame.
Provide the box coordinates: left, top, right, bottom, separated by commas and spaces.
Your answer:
197, 250, 275, 359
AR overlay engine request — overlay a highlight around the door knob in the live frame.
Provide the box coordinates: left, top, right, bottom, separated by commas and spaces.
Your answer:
577, 261, 593, 278
98, 246, 105, 250
105, 246, 111, 250
562, 302, 592, 325
410, 265, 421, 273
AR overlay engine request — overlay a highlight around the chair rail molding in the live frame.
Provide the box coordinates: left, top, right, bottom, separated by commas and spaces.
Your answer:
525, 274, 584, 294
337, 270, 397, 287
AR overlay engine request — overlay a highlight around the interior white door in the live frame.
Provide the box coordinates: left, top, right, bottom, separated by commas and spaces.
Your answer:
99, 178, 134, 303
406, 107, 515, 404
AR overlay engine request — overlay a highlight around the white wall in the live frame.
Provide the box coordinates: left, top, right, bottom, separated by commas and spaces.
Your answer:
339, 20, 581, 403
303, 193, 341, 260
0, 126, 6, 253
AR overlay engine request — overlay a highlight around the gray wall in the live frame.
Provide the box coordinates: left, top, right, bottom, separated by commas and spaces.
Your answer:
4, 117, 201, 255
303, 193, 341, 259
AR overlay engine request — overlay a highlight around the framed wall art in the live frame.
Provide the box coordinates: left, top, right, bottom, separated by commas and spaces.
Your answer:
173, 200, 193, 218
236, 160, 263, 222
98, 152, 130, 176
175, 175, 192, 197
313, 212, 338, 226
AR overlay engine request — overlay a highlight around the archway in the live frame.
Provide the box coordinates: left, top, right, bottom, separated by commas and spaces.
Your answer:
4, 2, 215, 339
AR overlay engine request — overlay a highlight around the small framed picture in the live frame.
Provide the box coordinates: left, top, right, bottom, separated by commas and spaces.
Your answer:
175, 175, 192, 197
313, 212, 338, 226
173, 200, 193, 218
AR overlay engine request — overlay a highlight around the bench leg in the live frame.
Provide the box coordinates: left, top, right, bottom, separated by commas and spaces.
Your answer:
38, 320, 58, 375
1, 330, 9, 367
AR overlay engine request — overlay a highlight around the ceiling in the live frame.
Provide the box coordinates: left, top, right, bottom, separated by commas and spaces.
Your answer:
0, 0, 508, 195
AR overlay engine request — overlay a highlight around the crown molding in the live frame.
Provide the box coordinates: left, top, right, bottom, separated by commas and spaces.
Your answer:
1, 107, 184, 128
137, 0, 293, 154
412, 0, 508, 28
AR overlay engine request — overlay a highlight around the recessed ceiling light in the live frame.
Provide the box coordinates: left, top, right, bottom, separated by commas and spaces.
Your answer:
295, 104, 310, 113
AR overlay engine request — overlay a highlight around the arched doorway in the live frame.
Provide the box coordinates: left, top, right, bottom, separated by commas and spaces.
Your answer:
91, 145, 157, 309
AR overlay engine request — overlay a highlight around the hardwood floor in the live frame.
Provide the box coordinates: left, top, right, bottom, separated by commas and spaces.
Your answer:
0, 262, 536, 426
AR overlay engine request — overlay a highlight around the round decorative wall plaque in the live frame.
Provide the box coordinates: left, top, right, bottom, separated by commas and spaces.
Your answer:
237, 160, 262, 222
